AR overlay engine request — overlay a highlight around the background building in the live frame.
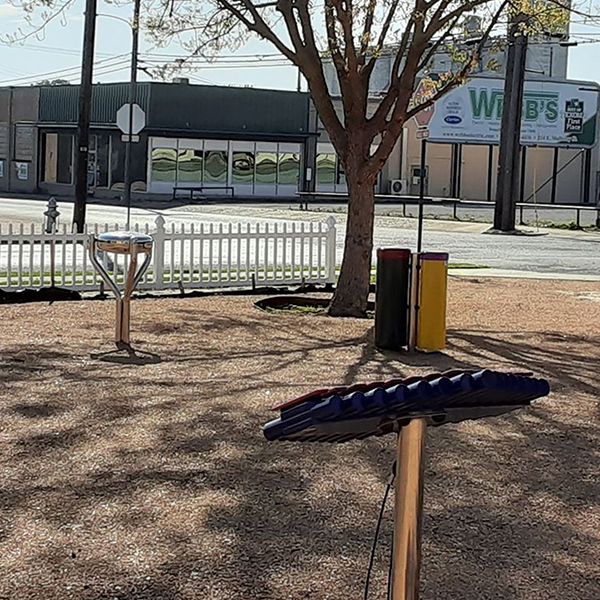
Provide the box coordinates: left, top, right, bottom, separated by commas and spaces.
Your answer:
319, 32, 599, 204
0, 35, 597, 207
0, 80, 317, 199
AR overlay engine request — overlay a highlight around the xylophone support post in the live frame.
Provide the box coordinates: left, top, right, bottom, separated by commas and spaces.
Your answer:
391, 418, 427, 600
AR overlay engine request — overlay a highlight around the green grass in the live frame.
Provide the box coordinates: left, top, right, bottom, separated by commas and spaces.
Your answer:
530, 220, 600, 232
264, 302, 375, 319
448, 263, 489, 269
0, 267, 325, 288
367, 263, 489, 284
264, 304, 327, 316
1, 262, 491, 289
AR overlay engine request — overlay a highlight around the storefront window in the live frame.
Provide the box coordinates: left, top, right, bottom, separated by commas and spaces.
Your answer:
336, 159, 346, 185
177, 148, 203, 184
278, 153, 300, 185
232, 151, 255, 184
255, 152, 277, 185
151, 147, 177, 183
316, 153, 336, 185
204, 150, 228, 184
57, 134, 73, 184
43, 133, 58, 183
41, 132, 74, 184
95, 134, 110, 188
110, 135, 126, 190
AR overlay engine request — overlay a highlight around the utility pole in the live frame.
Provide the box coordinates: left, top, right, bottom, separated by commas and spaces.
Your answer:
494, 13, 528, 231
124, 0, 141, 229
73, 0, 98, 233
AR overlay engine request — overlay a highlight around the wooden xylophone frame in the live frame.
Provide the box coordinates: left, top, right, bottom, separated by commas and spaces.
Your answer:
263, 370, 550, 599
391, 418, 427, 600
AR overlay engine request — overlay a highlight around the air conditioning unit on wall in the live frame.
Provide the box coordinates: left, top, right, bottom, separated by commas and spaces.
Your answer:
390, 179, 408, 195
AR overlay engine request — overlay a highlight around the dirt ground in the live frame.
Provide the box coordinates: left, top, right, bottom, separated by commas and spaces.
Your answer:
0, 277, 599, 600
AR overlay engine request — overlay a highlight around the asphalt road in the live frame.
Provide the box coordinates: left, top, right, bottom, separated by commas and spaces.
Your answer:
1, 197, 599, 277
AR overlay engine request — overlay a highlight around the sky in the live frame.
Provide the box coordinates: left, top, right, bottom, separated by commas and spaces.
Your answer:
0, 0, 299, 89
1, 1, 600, 90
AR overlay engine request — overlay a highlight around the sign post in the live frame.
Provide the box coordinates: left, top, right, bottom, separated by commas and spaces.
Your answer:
116, 102, 145, 227
411, 79, 435, 254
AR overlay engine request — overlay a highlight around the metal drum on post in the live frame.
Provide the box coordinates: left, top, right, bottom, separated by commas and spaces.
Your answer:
416, 252, 449, 352
374, 248, 411, 350
89, 231, 153, 352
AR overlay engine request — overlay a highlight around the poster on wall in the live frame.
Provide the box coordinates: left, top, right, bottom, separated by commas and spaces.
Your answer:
425, 77, 599, 148
14, 125, 34, 161
16, 162, 29, 180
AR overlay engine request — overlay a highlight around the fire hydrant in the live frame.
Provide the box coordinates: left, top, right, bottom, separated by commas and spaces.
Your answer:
44, 197, 60, 234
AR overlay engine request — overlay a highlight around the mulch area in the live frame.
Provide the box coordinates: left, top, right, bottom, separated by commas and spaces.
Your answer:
0, 277, 599, 599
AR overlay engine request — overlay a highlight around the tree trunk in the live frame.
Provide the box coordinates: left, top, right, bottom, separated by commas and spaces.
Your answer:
329, 177, 375, 317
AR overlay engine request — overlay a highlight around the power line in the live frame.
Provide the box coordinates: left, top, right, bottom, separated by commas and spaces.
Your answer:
0, 40, 115, 58
0, 54, 129, 85
141, 51, 283, 59
56, 62, 132, 83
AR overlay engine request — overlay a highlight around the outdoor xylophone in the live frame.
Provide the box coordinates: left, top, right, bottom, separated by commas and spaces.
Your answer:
263, 369, 550, 600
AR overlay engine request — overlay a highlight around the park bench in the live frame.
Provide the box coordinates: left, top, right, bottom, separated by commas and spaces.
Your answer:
172, 185, 235, 201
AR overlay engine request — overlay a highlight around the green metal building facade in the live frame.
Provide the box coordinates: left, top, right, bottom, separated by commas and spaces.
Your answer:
0, 81, 318, 199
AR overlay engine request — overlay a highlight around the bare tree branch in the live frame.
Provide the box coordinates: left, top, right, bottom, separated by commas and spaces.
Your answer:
360, 0, 403, 87
294, 0, 320, 55
324, 0, 346, 72
331, 0, 358, 71
1, 0, 75, 44
364, 0, 427, 136
407, 0, 508, 119
216, 0, 298, 62
359, 0, 378, 58
291, 0, 347, 147
433, 0, 495, 32
275, 0, 305, 53
367, 0, 508, 171
373, 0, 402, 53
417, 16, 460, 72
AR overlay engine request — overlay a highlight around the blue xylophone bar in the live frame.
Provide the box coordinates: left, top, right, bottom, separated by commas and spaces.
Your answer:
263, 370, 550, 443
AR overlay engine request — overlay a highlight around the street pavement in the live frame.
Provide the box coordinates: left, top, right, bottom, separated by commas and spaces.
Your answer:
1, 196, 599, 278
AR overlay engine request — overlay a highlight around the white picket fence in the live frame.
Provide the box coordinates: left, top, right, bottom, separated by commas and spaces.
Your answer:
0, 216, 337, 292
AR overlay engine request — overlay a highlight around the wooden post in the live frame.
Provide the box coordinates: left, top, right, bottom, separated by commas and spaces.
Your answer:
391, 419, 427, 600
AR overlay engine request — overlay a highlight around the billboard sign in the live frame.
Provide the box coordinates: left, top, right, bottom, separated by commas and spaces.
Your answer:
427, 77, 598, 148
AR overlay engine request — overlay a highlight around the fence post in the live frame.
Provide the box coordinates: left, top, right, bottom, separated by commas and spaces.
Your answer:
153, 215, 165, 289
325, 216, 337, 284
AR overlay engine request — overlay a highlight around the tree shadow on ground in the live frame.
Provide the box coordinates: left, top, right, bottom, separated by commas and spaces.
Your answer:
449, 328, 600, 396
0, 312, 599, 599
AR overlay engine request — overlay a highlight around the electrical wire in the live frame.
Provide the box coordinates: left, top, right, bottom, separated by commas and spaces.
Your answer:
0, 54, 129, 85
386, 531, 394, 600
363, 458, 396, 600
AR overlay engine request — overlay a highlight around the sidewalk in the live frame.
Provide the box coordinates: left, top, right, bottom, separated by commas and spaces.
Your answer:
2, 196, 599, 280
1, 195, 599, 241
450, 268, 600, 282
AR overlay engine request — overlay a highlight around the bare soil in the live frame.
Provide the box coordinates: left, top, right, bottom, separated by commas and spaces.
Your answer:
0, 277, 599, 600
